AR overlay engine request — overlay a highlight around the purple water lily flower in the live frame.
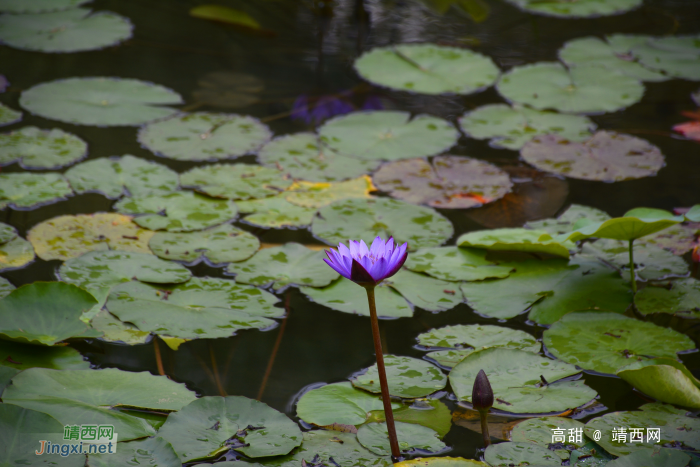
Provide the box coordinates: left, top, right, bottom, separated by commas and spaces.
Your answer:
324, 236, 408, 286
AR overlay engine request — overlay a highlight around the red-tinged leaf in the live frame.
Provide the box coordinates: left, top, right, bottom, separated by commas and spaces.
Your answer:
673, 121, 700, 141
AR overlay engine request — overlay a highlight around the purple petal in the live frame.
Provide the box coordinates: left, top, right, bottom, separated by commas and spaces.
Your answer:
385, 237, 395, 253
369, 236, 385, 258
384, 243, 408, 279
372, 256, 389, 281
349, 240, 360, 258
337, 242, 351, 258
327, 249, 350, 275
324, 258, 351, 279
351, 258, 376, 284
359, 239, 370, 257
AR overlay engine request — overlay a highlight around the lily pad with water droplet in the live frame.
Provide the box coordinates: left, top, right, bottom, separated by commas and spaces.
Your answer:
418, 324, 540, 353
525, 204, 611, 236
89, 309, 150, 345
139, 112, 271, 162
284, 176, 375, 209
88, 436, 180, 467
497, 63, 644, 114
635, 277, 700, 319
0, 126, 87, 169
456, 228, 570, 258
319, 111, 459, 161
237, 195, 317, 229
504, 0, 642, 18
510, 417, 587, 459
20, 77, 182, 126
312, 198, 453, 251
484, 442, 561, 467
180, 163, 291, 200
0, 172, 71, 210
582, 239, 688, 280
149, 223, 259, 264
459, 104, 596, 150
0, 0, 91, 13
617, 358, 700, 410
358, 422, 446, 456
0, 102, 21, 126
297, 382, 398, 426
0, 8, 132, 53
354, 43, 499, 95
542, 312, 695, 375
0, 340, 89, 370
607, 448, 691, 467
351, 355, 447, 398
632, 35, 700, 81
520, 131, 665, 182
405, 246, 513, 282
65, 154, 179, 199
0, 235, 35, 272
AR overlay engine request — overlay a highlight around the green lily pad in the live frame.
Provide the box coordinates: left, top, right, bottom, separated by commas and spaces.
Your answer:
685, 204, 700, 222
258, 133, 380, 182
20, 77, 182, 126
640, 223, 700, 255
525, 204, 611, 236
384, 268, 464, 312
394, 458, 487, 467
237, 195, 317, 228
606, 448, 691, 467
373, 156, 512, 209
520, 131, 665, 182
456, 228, 570, 258
27, 213, 155, 261
0, 276, 14, 298
497, 62, 644, 114
0, 340, 89, 370
351, 355, 447, 398
89, 309, 150, 345
542, 312, 695, 375
484, 442, 561, 467
0, 365, 18, 393
632, 35, 700, 81
459, 104, 596, 150
312, 198, 453, 251
88, 436, 180, 467
366, 399, 453, 439
617, 358, 700, 409
0, 235, 35, 271
139, 112, 271, 161
65, 154, 179, 199
0, 126, 87, 169
0, 222, 16, 244
354, 43, 499, 95
635, 277, 700, 319
558, 208, 682, 244
510, 417, 587, 459
226, 243, 338, 291
284, 176, 375, 209
358, 422, 446, 456
149, 224, 260, 264
0, 172, 72, 210
504, 0, 642, 18
115, 191, 238, 232
180, 163, 292, 200
582, 239, 688, 280
404, 246, 513, 282
0, 0, 91, 13
106, 277, 282, 340
318, 111, 459, 161
158, 395, 302, 461
0, 8, 132, 53
584, 403, 700, 456
3, 367, 197, 441
0, 282, 97, 345
0, 102, 21, 126
417, 324, 540, 353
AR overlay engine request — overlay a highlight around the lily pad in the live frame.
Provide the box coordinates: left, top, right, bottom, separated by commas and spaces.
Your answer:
318, 111, 459, 161
115, 191, 238, 232
484, 442, 561, 467
226, 243, 339, 291
457, 227, 571, 258
106, 277, 282, 339
367, 399, 452, 439
88, 436, 180, 467
510, 417, 587, 459
0, 126, 87, 169
284, 176, 375, 208
632, 35, 700, 81
312, 198, 453, 251
520, 131, 665, 182
258, 133, 380, 182
417, 324, 539, 353
394, 458, 487, 467
582, 239, 689, 280
617, 358, 700, 409
0, 339, 89, 370
0, 172, 72, 210
504, 0, 642, 18
358, 422, 446, 456
558, 208, 682, 244
0, 235, 35, 271
149, 224, 260, 264
641, 223, 700, 255
635, 277, 700, 319
451, 348, 596, 414
542, 312, 695, 375
0, 8, 132, 53
157, 395, 302, 461
351, 355, 447, 398
139, 112, 271, 161
3, 367, 198, 441
354, 43, 499, 95
525, 204, 611, 236
685, 204, 700, 222
89, 309, 150, 345
0, 102, 21, 126
373, 156, 512, 209
20, 77, 182, 126
27, 213, 155, 261
459, 104, 596, 150
65, 154, 179, 199
0, 276, 14, 298
237, 195, 317, 228
606, 448, 691, 467
405, 246, 513, 282
0, 222, 17, 244
180, 163, 291, 200
0, 282, 97, 345
497, 62, 644, 114
0, 0, 92, 13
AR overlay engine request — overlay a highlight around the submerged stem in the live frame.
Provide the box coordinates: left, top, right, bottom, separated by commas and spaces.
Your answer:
629, 239, 637, 294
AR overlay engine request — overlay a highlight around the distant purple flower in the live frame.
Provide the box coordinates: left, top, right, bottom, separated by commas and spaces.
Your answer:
324, 236, 408, 286
0, 75, 8, 93
361, 95, 384, 111
291, 93, 354, 125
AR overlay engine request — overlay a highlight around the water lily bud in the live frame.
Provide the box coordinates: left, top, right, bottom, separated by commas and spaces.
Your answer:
472, 369, 494, 411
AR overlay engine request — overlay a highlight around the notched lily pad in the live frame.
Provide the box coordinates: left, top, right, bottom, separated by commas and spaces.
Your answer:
405, 246, 513, 282
358, 422, 446, 456
149, 224, 260, 264
635, 277, 700, 319
0, 172, 72, 210
632, 35, 700, 81
89, 309, 150, 345
0, 126, 87, 169
180, 163, 291, 200
351, 354, 447, 398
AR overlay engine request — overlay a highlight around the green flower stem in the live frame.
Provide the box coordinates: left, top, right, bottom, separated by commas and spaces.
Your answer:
365, 286, 401, 461
629, 239, 637, 294
478, 408, 490, 448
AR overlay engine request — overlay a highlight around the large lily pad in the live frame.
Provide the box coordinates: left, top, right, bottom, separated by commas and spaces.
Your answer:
27, 213, 155, 261
318, 111, 459, 161
0, 339, 89, 370
525, 204, 611, 236
497, 62, 644, 114
0, 172, 72, 210
373, 156, 512, 209
459, 104, 595, 150
542, 312, 695, 375
484, 442, 560, 467
635, 277, 700, 319
227, 243, 338, 291
149, 224, 260, 264
557, 208, 683, 243
20, 77, 182, 126
617, 358, 700, 409
417, 324, 539, 352
520, 131, 665, 182
65, 154, 179, 199
404, 246, 513, 282
296, 382, 398, 426
510, 417, 587, 459
358, 422, 446, 456
0, 234, 35, 272
139, 112, 271, 161
0, 126, 87, 169
237, 195, 317, 228
632, 35, 700, 81
181, 164, 292, 200
456, 228, 570, 258
354, 43, 499, 95
0, 0, 92, 14
0, 8, 132, 53
284, 176, 375, 208
450, 348, 596, 413
115, 191, 238, 232
583, 239, 688, 280
3, 367, 198, 442
312, 198, 453, 251
157, 395, 302, 461
0, 102, 21, 126
504, 0, 642, 18
351, 355, 447, 398
88, 436, 180, 467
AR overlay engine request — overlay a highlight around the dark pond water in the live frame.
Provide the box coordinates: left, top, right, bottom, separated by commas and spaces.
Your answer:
2, 0, 700, 462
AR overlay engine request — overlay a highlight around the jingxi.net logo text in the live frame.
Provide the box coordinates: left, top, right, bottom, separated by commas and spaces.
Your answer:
35, 425, 118, 456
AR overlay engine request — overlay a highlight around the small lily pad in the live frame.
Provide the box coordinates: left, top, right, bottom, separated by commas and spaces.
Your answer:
237, 195, 317, 228
459, 104, 596, 150
149, 223, 259, 264
510, 417, 587, 459
525, 204, 611, 236
0, 172, 71, 210
484, 442, 561, 467
617, 358, 700, 409
632, 35, 700, 81
0, 235, 35, 272
635, 277, 700, 319
115, 191, 238, 232
318, 111, 459, 161
0, 0, 92, 14
65, 154, 179, 199
88, 436, 180, 467
582, 239, 689, 280
284, 176, 375, 208
504, 0, 642, 18
0, 339, 89, 370
405, 246, 513, 282
0, 126, 87, 169
0, 102, 21, 126
20, 77, 182, 126
417, 324, 539, 353
89, 309, 150, 345
542, 312, 695, 375
180, 163, 291, 200
456, 228, 570, 258
297, 382, 398, 426
358, 422, 446, 456
351, 354, 447, 398
139, 112, 271, 161
354, 43, 499, 95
